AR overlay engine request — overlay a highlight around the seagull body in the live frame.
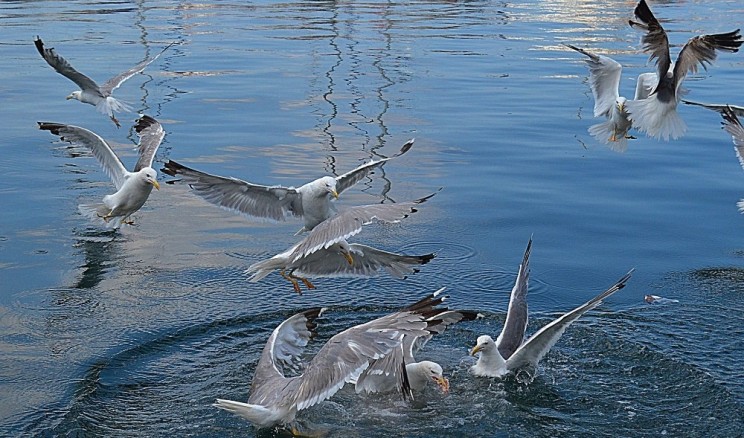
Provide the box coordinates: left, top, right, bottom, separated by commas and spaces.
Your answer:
245, 194, 437, 293
565, 44, 658, 152
354, 290, 480, 395
626, 0, 743, 140
161, 139, 414, 233
214, 292, 450, 430
718, 106, 744, 212
38, 115, 164, 228
34, 36, 173, 128
470, 238, 633, 378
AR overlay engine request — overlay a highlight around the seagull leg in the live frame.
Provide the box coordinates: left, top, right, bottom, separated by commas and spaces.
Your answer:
298, 277, 316, 290
280, 269, 303, 295
110, 115, 121, 129
609, 129, 618, 142
98, 210, 114, 223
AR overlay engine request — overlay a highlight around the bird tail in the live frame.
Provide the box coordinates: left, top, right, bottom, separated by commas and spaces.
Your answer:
625, 97, 686, 141
244, 257, 282, 282
78, 203, 122, 229
213, 399, 273, 425
96, 96, 132, 117
588, 119, 629, 152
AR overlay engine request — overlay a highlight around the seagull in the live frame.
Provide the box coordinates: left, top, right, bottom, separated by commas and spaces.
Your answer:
161, 139, 414, 233
565, 44, 657, 152
34, 36, 174, 128
245, 193, 437, 294
470, 237, 633, 379
718, 106, 744, 212
626, 0, 743, 140
38, 115, 164, 228
354, 288, 481, 395
213, 291, 452, 432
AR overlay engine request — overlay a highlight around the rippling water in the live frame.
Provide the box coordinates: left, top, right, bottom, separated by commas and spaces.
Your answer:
1, 0, 743, 436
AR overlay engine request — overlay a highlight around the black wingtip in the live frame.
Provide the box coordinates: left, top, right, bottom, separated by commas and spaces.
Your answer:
33, 36, 44, 56
400, 361, 414, 402
37, 121, 65, 136
134, 114, 159, 134
161, 159, 188, 177
413, 187, 443, 205
419, 253, 436, 264
396, 138, 415, 157
633, 0, 656, 24
721, 105, 740, 128
302, 307, 325, 339
401, 291, 447, 314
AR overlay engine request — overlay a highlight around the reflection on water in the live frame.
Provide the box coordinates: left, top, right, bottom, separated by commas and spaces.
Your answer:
2, 0, 744, 436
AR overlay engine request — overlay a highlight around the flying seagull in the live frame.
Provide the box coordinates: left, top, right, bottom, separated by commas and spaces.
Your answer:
34, 36, 174, 128
719, 106, 744, 212
626, 0, 743, 140
470, 238, 633, 379
161, 139, 414, 233
354, 287, 481, 395
565, 44, 657, 152
38, 115, 164, 228
213, 291, 452, 432
245, 193, 437, 294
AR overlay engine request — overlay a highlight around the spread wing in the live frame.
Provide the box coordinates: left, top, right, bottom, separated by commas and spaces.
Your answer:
634, 72, 658, 100
161, 160, 303, 221
682, 100, 744, 117
293, 244, 435, 279
288, 191, 438, 262
672, 30, 743, 93
38, 122, 128, 189
506, 270, 633, 372
100, 42, 176, 94
565, 44, 622, 118
721, 107, 744, 169
335, 139, 414, 195
496, 236, 532, 360
629, 0, 672, 87
133, 115, 165, 171
34, 36, 102, 95
291, 311, 431, 410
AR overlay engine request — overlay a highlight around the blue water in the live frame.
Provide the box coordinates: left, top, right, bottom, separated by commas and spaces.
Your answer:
1, 0, 743, 436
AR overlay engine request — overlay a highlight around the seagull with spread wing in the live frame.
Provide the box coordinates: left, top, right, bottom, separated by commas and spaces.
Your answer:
161, 139, 414, 234
470, 238, 633, 379
565, 44, 657, 152
626, 0, 743, 140
213, 292, 451, 432
245, 192, 437, 294
34, 36, 174, 128
38, 115, 164, 228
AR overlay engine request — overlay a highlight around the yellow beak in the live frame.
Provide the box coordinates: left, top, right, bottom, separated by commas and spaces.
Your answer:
331, 189, 339, 199
151, 180, 161, 190
66, 95, 74, 100
343, 252, 353, 266
434, 376, 450, 394
470, 345, 482, 356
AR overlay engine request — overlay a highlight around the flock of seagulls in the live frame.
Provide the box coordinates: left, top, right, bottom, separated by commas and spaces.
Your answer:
567, 0, 743, 145
30, 0, 744, 434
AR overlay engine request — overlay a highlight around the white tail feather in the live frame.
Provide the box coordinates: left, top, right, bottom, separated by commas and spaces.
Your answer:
626, 97, 686, 141
96, 96, 132, 117
78, 203, 123, 229
588, 119, 628, 152
213, 399, 274, 426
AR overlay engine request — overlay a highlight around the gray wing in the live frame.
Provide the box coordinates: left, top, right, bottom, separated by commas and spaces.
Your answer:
721, 107, 744, 169
565, 44, 621, 118
506, 270, 633, 372
289, 191, 437, 262
629, 0, 672, 87
634, 72, 658, 100
38, 122, 128, 189
496, 236, 532, 360
34, 36, 102, 95
161, 160, 303, 221
294, 244, 435, 278
682, 100, 744, 117
335, 139, 414, 195
292, 310, 432, 410
100, 42, 176, 94
672, 30, 743, 93
133, 115, 165, 171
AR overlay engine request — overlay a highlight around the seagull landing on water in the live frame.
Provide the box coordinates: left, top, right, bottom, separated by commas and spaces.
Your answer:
34, 36, 175, 128
38, 115, 165, 229
213, 292, 455, 433
565, 44, 657, 152
469, 237, 633, 380
625, 0, 743, 141
245, 192, 438, 294
161, 138, 415, 234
